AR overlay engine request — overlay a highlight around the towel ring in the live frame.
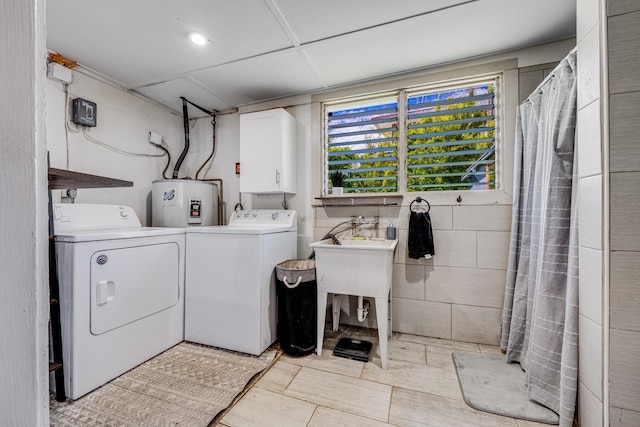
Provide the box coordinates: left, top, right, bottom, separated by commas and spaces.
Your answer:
410, 197, 430, 213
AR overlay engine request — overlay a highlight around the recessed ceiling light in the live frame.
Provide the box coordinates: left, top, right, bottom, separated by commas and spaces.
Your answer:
189, 32, 208, 46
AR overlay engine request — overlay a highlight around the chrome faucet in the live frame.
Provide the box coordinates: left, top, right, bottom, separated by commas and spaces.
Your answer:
351, 216, 378, 237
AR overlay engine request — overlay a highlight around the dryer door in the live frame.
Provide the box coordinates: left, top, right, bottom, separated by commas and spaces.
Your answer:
90, 242, 180, 335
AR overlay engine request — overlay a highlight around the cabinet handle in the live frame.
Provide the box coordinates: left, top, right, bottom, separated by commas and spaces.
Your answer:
275, 170, 280, 185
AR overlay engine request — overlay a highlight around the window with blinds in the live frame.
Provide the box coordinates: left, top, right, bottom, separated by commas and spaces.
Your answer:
322, 76, 499, 195
406, 82, 496, 191
325, 98, 398, 193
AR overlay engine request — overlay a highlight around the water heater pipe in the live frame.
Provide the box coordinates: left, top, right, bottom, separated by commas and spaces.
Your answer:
195, 114, 217, 180
172, 97, 190, 179
200, 178, 224, 225
173, 97, 216, 179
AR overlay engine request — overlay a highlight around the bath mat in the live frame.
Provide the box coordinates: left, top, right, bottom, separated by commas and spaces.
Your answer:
50, 342, 277, 427
452, 352, 559, 424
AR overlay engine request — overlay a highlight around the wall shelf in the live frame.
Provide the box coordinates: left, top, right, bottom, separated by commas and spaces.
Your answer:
48, 168, 133, 190
314, 194, 403, 207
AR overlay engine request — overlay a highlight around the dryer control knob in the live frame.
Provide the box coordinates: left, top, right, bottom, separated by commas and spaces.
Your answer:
271, 212, 280, 220
120, 211, 128, 218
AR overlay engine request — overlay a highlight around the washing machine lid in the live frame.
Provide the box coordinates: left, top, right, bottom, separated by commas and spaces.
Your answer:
53, 203, 184, 241
55, 226, 185, 242
187, 209, 297, 235
186, 224, 293, 235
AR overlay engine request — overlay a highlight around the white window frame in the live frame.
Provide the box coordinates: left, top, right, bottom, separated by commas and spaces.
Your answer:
320, 74, 507, 199
311, 60, 518, 206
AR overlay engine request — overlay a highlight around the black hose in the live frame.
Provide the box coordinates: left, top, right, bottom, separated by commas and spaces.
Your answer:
173, 97, 190, 179
155, 144, 171, 179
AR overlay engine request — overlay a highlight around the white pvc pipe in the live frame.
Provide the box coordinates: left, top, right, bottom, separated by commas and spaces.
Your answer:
357, 296, 370, 322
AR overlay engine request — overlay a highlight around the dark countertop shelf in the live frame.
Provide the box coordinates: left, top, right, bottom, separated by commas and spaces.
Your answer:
48, 168, 133, 190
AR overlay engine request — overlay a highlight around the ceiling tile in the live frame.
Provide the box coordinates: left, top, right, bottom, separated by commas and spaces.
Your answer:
188, 50, 325, 106
273, 0, 468, 43
303, 0, 576, 86
47, 0, 293, 86
133, 78, 232, 117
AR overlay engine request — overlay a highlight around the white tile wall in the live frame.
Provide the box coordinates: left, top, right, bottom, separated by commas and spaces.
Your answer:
578, 247, 603, 325
577, 99, 603, 178
392, 264, 426, 300
392, 299, 451, 339
577, 26, 602, 110
315, 206, 379, 228
379, 205, 453, 230
451, 305, 502, 345
577, 0, 601, 41
451, 205, 511, 231
425, 266, 506, 308
578, 175, 603, 250
610, 328, 640, 410
430, 230, 477, 268
579, 315, 603, 400
579, 383, 604, 427
396, 229, 477, 267
610, 251, 640, 331
477, 231, 510, 270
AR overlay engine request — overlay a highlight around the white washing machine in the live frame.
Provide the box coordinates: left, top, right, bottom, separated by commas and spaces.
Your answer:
185, 210, 297, 355
53, 204, 185, 400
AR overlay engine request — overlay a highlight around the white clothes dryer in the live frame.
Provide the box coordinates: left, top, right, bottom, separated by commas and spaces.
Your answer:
53, 204, 185, 400
185, 210, 297, 355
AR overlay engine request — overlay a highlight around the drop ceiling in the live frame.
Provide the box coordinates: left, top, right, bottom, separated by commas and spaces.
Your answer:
47, 0, 576, 116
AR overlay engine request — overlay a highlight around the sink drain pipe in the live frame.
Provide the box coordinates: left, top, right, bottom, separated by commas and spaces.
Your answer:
357, 296, 370, 322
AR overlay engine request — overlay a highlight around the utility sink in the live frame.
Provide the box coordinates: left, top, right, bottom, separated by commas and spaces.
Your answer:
310, 237, 397, 369
310, 238, 397, 297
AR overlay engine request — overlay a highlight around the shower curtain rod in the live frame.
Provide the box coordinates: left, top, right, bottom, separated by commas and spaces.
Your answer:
526, 47, 577, 102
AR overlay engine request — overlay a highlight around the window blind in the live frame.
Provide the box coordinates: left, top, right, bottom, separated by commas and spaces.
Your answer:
406, 83, 496, 191
326, 101, 398, 193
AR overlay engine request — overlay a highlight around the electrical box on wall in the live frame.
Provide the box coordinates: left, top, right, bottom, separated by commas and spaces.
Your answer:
72, 98, 97, 127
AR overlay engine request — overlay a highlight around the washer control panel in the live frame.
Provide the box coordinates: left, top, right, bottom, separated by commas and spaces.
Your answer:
229, 210, 296, 228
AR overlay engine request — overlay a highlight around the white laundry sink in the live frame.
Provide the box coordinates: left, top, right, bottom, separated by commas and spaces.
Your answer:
310, 237, 397, 369
310, 237, 397, 297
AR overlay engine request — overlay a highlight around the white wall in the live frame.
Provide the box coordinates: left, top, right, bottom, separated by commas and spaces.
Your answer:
47, 71, 185, 224
0, 0, 49, 425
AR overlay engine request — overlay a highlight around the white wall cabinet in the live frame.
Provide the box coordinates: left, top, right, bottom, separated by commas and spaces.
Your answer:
239, 108, 296, 194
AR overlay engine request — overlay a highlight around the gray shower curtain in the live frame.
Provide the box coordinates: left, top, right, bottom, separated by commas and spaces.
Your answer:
500, 51, 578, 427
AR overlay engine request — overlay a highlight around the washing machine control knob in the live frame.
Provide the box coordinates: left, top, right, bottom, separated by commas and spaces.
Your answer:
120, 211, 128, 218
271, 212, 280, 220
244, 212, 250, 218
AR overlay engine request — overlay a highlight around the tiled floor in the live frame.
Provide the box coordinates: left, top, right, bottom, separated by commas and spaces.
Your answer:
216, 325, 552, 427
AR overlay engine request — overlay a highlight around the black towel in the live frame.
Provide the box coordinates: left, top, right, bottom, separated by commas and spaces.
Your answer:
408, 211, 435, 259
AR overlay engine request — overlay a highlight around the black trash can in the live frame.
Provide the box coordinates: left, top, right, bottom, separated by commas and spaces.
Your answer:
275, 260, 317, 356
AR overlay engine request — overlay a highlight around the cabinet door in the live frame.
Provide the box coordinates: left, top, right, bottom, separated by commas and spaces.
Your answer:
239, 109, 296, 194
240, 110, 283, 193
